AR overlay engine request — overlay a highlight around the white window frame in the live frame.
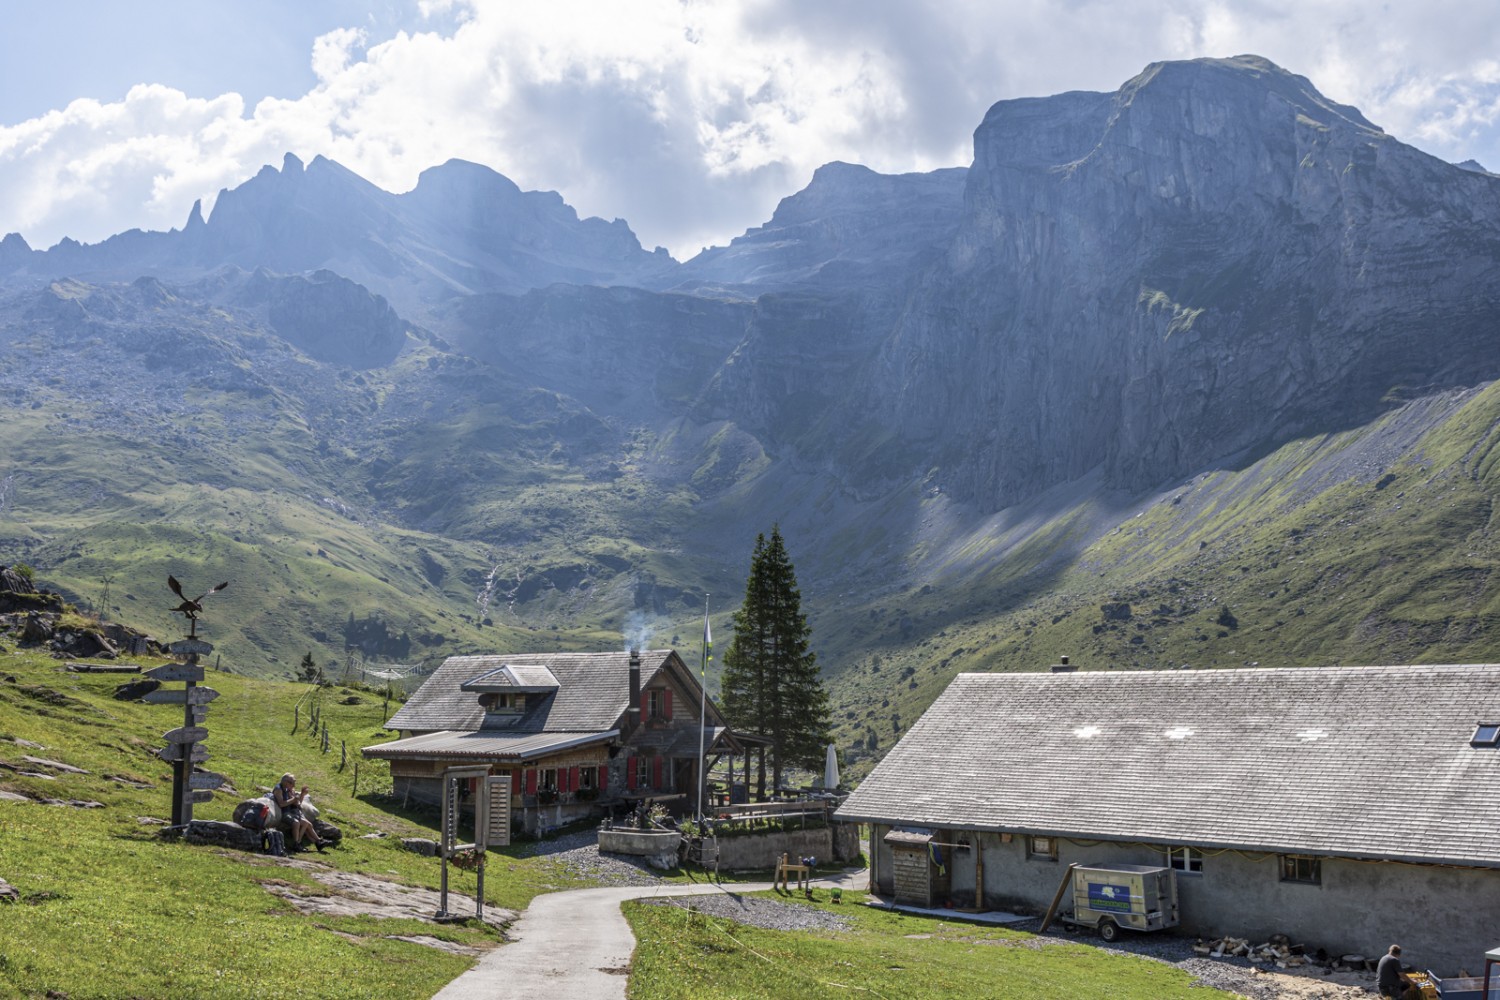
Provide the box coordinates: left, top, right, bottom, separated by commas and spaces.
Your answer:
1163, 846, 1203, 874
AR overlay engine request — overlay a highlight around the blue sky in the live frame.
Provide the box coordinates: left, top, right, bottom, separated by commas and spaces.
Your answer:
1, 0, 1496, 260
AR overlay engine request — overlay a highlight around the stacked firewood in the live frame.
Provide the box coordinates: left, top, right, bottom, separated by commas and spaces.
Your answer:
1193, 933, 1309, 968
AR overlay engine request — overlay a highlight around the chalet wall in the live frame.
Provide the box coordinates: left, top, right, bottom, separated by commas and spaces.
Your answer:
869, 825, 1500, 976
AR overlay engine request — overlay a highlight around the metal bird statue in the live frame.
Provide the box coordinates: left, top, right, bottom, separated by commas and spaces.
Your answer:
167, 575, 228, 622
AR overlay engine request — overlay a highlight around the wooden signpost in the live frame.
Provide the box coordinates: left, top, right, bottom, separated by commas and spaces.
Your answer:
147, 639, 218, 825
145, 663, 205, 684
156, 744, 210, 763
142, 687, 219, 706
153, 576, 230, 826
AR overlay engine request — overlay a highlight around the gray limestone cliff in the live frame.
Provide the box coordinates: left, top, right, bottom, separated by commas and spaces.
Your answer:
832, 55, 1500, 509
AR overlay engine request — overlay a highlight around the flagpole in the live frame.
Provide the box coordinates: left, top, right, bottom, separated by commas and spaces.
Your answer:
697, 595, 710, 823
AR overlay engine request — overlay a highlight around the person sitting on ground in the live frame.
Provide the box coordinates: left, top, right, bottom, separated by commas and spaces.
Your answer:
1376, 944, 1415, 1000
272, 773, 327, 853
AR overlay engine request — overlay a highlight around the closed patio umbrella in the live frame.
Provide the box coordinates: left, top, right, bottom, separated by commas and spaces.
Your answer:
823, 743, 839, 790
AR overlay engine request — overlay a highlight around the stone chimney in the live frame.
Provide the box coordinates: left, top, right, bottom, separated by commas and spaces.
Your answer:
626, 649, 641, 734
1050, 655, 1076, 673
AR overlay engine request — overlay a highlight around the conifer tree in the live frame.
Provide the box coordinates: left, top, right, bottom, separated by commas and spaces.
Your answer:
721, 526, 831, 797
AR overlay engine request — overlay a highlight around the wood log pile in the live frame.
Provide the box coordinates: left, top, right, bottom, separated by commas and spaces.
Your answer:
1193, 933, 1311, 968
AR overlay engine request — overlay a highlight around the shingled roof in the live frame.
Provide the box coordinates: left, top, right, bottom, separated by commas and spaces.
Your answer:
386, 649, 686, 734
836, 665, 1500, 867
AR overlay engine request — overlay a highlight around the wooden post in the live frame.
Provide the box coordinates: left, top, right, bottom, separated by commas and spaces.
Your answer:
293, 704, 299, 733
352, 760, 359, 795
975, 834, 985, 910
340, 740, 347, 770
1039, 862, 1081, 933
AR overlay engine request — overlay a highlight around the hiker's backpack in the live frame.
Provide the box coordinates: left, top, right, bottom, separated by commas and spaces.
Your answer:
263, 829, 286, 857
241, 802, 267, 832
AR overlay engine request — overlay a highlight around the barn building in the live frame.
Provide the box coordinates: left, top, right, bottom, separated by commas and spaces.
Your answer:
835, 664, 1500, 976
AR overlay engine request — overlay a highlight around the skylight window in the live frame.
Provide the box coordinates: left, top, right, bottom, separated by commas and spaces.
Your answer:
1471, 722, 1500, 747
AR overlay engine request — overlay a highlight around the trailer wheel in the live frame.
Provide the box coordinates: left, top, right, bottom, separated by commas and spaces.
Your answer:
1096, 918, 1120, 943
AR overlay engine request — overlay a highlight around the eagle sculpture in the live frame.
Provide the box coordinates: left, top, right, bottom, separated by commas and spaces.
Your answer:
167, 576, 228, 621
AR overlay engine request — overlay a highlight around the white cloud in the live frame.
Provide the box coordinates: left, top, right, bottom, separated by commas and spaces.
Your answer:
0, 0, 1497, 260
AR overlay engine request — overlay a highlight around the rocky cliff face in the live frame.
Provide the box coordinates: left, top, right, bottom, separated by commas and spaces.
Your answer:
834, 55, 1500, 509
664, 161, 967, 297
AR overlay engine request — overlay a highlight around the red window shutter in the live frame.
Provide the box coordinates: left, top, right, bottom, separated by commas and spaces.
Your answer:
652, 756, 663, 789
626, 760, 638, 791
597, 765, 607, 790
664, 689, 673, 719
511, 770, 521, 794
641, 689, 651, 719
569, 766, 581, 793
525, 768, 537, 795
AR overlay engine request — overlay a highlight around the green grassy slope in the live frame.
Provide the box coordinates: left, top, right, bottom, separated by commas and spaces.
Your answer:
0, 645, 605, 999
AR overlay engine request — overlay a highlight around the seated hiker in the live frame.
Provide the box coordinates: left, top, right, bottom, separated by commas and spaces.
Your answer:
272, 773, 327, 853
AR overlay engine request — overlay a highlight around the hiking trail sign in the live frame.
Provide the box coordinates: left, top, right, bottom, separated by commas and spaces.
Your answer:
151, 576, 228, 826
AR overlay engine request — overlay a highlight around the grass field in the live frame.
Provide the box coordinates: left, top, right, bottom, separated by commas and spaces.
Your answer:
623, 891, 1234, 1000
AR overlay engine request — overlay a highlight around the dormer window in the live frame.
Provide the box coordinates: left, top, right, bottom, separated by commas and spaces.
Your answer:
1471, 722, 1500, 747
486, 693, 526, 715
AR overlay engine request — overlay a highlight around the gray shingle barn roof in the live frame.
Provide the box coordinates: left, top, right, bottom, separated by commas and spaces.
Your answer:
386, 649, 679, 734
836, 665, 1500, 867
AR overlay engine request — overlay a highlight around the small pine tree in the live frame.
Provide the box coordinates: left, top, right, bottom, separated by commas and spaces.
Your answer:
298, 652, 320, 683
721, 525, 832, 798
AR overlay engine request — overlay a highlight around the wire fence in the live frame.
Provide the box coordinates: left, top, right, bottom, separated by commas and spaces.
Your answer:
290, 676, 399, 798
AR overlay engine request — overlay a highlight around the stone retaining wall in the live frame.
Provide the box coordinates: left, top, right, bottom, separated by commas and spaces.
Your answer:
598, 828, 680, 869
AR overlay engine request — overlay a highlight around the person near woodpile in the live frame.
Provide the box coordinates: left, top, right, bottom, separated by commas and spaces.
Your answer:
272, 773, 327, 853
1376, 944, 1415, 1000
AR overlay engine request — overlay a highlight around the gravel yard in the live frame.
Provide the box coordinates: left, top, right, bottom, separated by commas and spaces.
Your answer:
515, 827, 669, 887
643, 893, 856, 933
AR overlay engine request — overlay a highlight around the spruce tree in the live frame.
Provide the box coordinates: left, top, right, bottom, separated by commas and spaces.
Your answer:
721, 526, 831, 797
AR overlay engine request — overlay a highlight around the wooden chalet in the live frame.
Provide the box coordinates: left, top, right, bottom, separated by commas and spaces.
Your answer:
362, 649, 752, 834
